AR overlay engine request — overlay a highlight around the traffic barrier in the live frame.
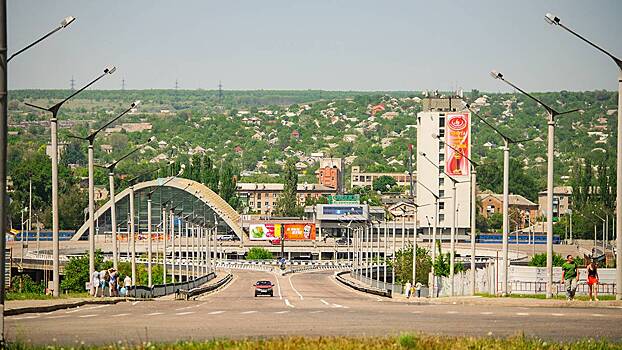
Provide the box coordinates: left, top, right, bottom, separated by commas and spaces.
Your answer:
127, 272, 217, 298
177, 273, 233, 300
335, 270, 392, 298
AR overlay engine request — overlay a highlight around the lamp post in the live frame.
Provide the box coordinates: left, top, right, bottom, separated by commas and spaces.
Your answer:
491, 70, 577, 298
25, 66, 115, 297
417, 180, 440, 297
73, 101, 141, 278
593, 211, 606, 250
8, 16, 75, 62
544, 12, 622, 298
435, 134, 480, 296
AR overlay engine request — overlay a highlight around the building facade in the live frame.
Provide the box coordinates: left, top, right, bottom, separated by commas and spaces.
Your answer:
538, 186, 572, 218
416, 96, 472, 233
316, 157, 345, 193
237, 183, 337, 215
478, 192, 538, 228
350, 166, 413, 189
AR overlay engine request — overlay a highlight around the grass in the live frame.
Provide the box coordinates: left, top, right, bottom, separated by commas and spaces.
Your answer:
6, 335, 622, 350
5, 292, 89, 301
476, 293, 617, 301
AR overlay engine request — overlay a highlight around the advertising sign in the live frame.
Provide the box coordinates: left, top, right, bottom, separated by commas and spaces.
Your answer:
249, 223, 281, 241
282, 223, 316, 240
445, 112, 470, 177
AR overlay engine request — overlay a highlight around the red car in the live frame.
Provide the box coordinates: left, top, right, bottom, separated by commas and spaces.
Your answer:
269, 238, 281, 245
254, 280, 274, 297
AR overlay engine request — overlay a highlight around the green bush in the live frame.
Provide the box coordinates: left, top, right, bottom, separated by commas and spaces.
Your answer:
10, 275, 44, 294
528, 253, 583, 267
246, 247, 273, 260
432, 241, 464, 277
60, 250, 111, 292
390, 245, 432, 284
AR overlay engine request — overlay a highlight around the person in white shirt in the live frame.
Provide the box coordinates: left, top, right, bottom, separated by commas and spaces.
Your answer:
91, 271, 100, 297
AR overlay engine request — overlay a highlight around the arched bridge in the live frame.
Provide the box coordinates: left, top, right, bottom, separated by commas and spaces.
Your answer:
72, 177, 243, 240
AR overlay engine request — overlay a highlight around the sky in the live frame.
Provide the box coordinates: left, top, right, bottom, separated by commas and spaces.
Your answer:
7, 0, 622, 92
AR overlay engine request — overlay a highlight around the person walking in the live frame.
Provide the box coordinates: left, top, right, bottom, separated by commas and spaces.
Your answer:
100, 268, 109, 297
109, 269, 118, 297
561, 255, 579, 301
124, 274, 132, 297
404, 281, 412, 298
587, 260, 599, 301
91, 270, 100, 297
415, 282, 423, 298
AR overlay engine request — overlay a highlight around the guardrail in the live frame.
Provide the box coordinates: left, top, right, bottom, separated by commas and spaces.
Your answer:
127, 272, 217, 298
177, 273, 233, 300
283, 262, 352, 275
335, 270, 392, 298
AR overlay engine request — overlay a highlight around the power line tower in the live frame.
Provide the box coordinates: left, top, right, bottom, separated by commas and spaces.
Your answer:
175, 79, 179, 91
70, 76, 75, 91
218, 80, 223, 101
121, 77, 125, 91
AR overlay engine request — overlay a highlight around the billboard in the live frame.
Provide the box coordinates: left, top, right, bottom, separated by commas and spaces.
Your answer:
445, 112, 470, 177
282, 223, 316, 240
249, 223, 281, 241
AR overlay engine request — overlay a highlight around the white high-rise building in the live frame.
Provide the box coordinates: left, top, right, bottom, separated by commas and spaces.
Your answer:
416, 96, 471, 236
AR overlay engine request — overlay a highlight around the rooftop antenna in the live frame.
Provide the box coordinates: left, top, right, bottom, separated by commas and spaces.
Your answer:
70, 76, 75, 91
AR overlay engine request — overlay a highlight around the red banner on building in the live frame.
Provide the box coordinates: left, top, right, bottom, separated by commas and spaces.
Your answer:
445, 112, 470, 176
283, 223, 316, 240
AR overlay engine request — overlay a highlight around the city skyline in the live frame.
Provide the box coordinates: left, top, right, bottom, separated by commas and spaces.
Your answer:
7, 0, 622, 92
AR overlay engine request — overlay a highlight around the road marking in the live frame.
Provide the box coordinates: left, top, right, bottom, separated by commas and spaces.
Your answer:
273, 273, 283, 300
65, 308, 83, 314
516, 313, 529, 316
241, 311, 257, 314
208, 311, 225, 315
446, 311, 458, 314
46, 315, 67, 319
175, 306, 194, 311
132, 301, 140, 306
592, 314, 605, 317
480, 312, 493, 315
332, 303, 349, 309
320, 299, 330, 306
112, 313, 129, 318
411, 311, 422, 314
551, 313, 565, 317
285, 299, 295, 308
274, 311, 289, 314
289, 276, 304, 300
376, 298, 383, 302
13, 315, 40, 320
146, 312, 163, 316
175, 311, 195, 316
79, 314, 97, 318
309, 310, 323, 314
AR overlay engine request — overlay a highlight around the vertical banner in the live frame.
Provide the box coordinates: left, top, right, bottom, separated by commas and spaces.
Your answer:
445, 112, 470, 176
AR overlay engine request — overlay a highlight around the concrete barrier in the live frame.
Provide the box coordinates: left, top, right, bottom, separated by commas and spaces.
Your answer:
335, 270, 392, 298
177, 273, 233, 300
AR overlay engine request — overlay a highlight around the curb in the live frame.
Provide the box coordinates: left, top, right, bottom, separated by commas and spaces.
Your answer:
334, 270, 392, 298
5, 297, 145, 316
178, 273, 234, 300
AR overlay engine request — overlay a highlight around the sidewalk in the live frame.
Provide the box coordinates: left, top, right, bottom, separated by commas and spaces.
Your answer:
6, 297, 133, 316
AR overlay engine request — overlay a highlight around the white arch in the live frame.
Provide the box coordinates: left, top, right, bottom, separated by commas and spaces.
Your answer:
71, 177, 243, 240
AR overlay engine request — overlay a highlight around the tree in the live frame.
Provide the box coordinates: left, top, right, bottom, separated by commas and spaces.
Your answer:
372, 175, 397, 193
61, 250, 111, 292
246, 247, 273, 260
390, 245, 432, 285
432, 241, 464, 277
488, 212, 503, 232
274, 159, 303, 217
219, 164, 240, 209
62, 141, 86, 166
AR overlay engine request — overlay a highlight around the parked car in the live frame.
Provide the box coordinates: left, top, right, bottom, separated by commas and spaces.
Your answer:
269, 238, 281, 245
254, 280, 274, 297
336, 237, 352, 245
217, 234, 235, 241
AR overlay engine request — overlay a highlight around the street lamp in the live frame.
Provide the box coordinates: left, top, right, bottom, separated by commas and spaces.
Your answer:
96, 136, 155, 270
435, 134, 480, 296
592, 211, 606, 250
417, 180, 440, 297
544, 11, 622, 300
8, 16, 75, 62
25, 66, 115, 297
71, 100, 140, 280
491, 70, 577, 298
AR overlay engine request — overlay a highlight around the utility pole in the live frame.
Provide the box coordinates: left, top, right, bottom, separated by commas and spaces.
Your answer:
121, 77, 125, 91
70, 76, 75, 91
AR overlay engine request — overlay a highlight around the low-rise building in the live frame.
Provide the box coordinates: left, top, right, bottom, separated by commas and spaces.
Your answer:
538, 186, 573, 218
237, 183, 337, 215
350, 166, 413, 189
478, 192, 538, 227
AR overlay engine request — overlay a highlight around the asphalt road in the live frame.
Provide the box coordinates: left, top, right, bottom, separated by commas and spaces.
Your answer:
6, 269, 622, 346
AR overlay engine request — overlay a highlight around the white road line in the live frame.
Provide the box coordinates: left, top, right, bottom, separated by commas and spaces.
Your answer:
132, 301, 140, 306
208, 311, 225, 315
592, 314, 605, 317
551, 313, 565, 317
241, 311, 257, 314
175, 311, 195, 316
175, 306, 194, 311
274, 311, 289, 314
516, 312, 529, 316
411, 311, 422, 314
309, 310, 323, 314
446, 311, 458, 314
65, 308, 83, 314
289, 276, 304, 300
320, 299, 330, 306
12, 315, 40, 320
112, 313, 129, 318
273, 273, 283, 300
46, 315, 67, 319
332, 303, 349, 309
284, 299, 295, 308
79, 314, 97, 318
146, 312, 163, 316
480, 312, 493, 315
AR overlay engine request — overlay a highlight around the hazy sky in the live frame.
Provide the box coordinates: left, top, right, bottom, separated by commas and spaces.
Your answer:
7, 0, 622, 92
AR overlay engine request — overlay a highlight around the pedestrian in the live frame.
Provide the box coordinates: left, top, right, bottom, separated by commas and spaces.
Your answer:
100, 268, 109, 297
109, 269, 118, 297
124, 274, 132, 297
561, 255, 579, 301
415, 282, 423, 298
587, 260, 599, 301
91, 270, 100, 297
404, 281, 412, 298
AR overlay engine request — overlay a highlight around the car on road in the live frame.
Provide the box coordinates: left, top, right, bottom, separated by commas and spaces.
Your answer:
254, 280, 274, 297
217, 234, 236, 241
336, 237, 352, 245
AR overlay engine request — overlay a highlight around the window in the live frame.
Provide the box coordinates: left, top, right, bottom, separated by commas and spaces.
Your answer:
439, 190, 445, 198
257, 193, 262, 199
439, 116, 445, 128
439, 178, 445, 186
257, 202, 261, 208
439, 129, 445, 137
439, 154, 445, 162
487, 205, 495, 214
439, 165, 445, 173
439, 202, 445, 210
265, 201, 269, 207
439, 214, 445, 222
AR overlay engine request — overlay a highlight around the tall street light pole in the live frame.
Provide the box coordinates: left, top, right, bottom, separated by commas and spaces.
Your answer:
544, 12, 622, 300
1, 13, 75, 341
417, 180, 440, 297
25, 66, 115, 297
436, 134, 480, 296
491, 70, 577, 298
72, 101, 140, 278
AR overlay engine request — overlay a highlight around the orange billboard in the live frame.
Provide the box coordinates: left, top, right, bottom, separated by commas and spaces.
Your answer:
445, 112, 470, 177
282, 223, 316, 240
